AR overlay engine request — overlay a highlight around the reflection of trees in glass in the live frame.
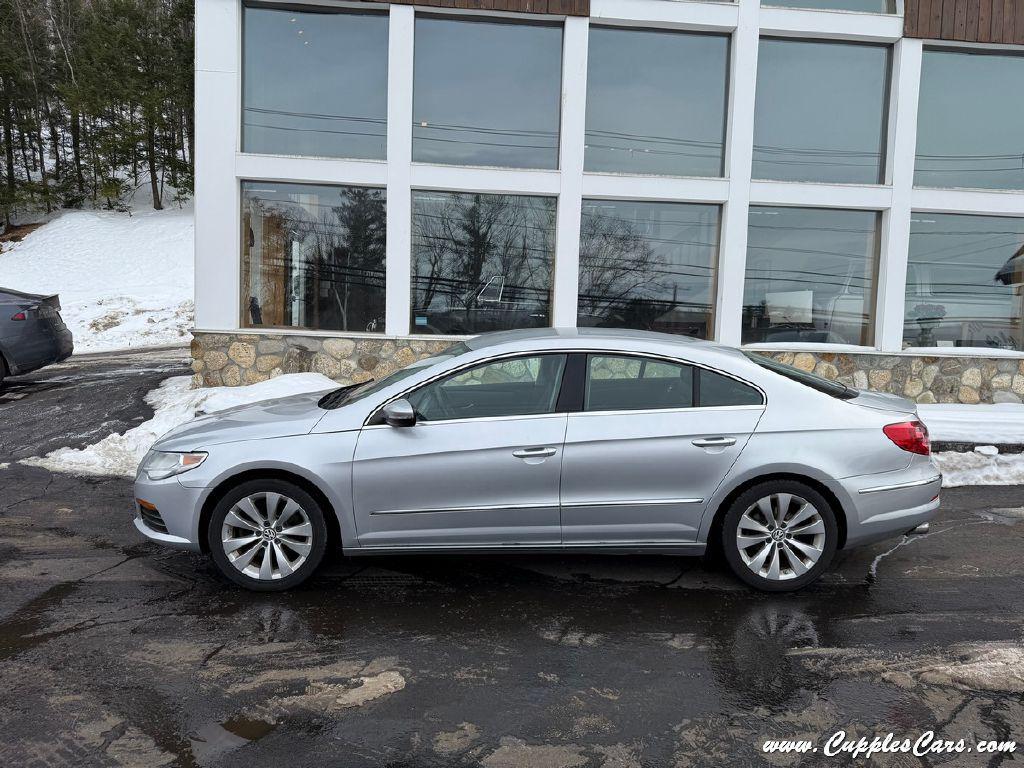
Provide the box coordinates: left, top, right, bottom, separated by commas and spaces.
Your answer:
243, 183, 386, 332
411, 192, 555, 334
577, 203, 718, 337
578, 212, 667, 328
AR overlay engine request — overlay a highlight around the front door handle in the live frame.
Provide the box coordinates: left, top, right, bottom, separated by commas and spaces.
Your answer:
692, 436, 737, 448
513, 446, 557, 459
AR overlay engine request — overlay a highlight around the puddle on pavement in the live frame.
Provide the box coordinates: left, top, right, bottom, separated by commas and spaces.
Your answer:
221, 715, 277, 741
0, 581, 78, 660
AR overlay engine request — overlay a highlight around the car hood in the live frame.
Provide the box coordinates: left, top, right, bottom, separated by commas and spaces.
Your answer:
154, 392, 328, 451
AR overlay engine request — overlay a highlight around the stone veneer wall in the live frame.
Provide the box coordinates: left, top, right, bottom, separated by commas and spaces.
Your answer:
191, 331, 1024, 405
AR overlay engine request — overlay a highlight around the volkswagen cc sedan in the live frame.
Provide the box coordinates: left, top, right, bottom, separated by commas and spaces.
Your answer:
134, 328, 940, 592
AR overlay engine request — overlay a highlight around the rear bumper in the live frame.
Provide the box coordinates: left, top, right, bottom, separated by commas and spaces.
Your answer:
6, 327, 74, 375
840, 463, 942, 548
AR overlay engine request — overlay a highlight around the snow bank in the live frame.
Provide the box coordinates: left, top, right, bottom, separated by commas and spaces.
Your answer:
918, 403, 1024, 444
0, 207, 193, 353
934, 448, 1024, 487
23, 373, 337, 477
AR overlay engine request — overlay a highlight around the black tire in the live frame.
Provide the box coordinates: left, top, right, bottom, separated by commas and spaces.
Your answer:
207, 479, 329, 592
721, 480, 839, 592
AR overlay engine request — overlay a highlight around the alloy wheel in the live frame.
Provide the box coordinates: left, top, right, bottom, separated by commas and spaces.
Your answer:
221, 491, 314, 581
735, 493, 826, 581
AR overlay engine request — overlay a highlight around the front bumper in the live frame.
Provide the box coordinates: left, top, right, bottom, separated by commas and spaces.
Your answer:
133, 474, 208, 552
840, 462, 942, 548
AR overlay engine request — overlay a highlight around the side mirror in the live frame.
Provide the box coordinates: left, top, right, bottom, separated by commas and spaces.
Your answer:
382, 398, 417, 427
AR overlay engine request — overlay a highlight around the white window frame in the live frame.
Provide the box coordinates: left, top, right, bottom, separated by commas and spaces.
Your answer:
191, 0, 1024, 356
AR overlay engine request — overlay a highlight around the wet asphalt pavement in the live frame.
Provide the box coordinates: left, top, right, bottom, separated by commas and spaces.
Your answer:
0, 350, 1022, 767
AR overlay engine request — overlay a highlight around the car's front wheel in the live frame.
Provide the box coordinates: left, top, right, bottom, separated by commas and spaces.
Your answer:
721, 481, 838, 592
207, 479, 328, 591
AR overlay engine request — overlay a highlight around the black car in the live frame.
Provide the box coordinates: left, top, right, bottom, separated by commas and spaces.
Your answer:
0, 288, 74, 386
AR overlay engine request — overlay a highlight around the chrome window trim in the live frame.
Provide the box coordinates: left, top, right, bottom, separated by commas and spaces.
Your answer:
361, 411, 566, 429
858, 474, 942, 494
570, 404, 764, 418
363, 347, 767, 427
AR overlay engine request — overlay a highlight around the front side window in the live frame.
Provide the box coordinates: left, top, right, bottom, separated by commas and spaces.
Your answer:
412, 17, 562, 170
584, 27, 728, 178
242, 6, 388, 160
915, 50, 1024, 191
410, 191, 556, 335
742, 207, 881, 346
408, 354, 567, 421
586, 355, 695, 411
241, 181, 386, 332
903, 213, 1024, 350
752, 39, 890, 185
577, 200, 720, 339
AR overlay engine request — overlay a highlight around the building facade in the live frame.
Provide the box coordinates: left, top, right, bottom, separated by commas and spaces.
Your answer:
193, 0, 1024, 403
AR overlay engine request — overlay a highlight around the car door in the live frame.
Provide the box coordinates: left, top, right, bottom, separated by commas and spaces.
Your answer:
351, 353, 569, 549
560, 353, 765, 545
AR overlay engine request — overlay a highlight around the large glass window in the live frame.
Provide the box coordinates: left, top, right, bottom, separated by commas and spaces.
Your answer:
241, 181, 386, 332
752, 39, 890, 185
410, 191, 556, 335
915, 50, 1024, 191
904, 214, 1024, 350
763, 0, 894, 12
242, 6, 388, 160
577, 200, 720, 339
408, 354, 567, 421
584, 27, 728, 177
742, 207, 880, 346
412, 17, 562, 170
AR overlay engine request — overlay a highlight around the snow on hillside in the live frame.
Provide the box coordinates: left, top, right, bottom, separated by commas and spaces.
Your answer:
0, 207, 194, 353
23, 372, 337, 477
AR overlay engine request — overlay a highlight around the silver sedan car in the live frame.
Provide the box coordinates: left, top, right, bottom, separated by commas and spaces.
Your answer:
134, 328, 940, 592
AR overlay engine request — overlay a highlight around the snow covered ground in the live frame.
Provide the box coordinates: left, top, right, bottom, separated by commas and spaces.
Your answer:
918, 403, 1024, 444
0, 207, 194, 353
23, 373, 337, 477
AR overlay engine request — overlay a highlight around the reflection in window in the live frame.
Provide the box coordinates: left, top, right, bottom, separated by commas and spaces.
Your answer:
409, 354, 567, 421
242, 6, 388, 159
412, 17, 562, 170
577, 200, 720, 339
241, 181, 386, 332
586, 355, 694, 411
752, 39, 890, 184
762, 0, 894, 12
410, 191, 556, 335
742, 207, 880, 346
904, 214, 1024, 350
915, 50, 1024, 191
584, 27, 728, 177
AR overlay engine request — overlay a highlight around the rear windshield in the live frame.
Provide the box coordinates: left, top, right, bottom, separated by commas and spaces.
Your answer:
743, 352, 857, 400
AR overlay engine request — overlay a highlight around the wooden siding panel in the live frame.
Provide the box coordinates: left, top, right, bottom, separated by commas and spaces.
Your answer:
906, 0, 1024, 41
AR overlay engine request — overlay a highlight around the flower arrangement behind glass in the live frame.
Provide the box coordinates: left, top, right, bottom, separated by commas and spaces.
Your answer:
910, 303, 946, 346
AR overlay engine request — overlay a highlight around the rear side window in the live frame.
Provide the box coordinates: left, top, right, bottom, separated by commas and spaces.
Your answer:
585, 355, 694, 411
698, 369, 763, 406
743, 352, 856, 400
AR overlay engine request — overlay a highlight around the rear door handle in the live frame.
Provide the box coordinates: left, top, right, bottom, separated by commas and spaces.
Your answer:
692, 436, 737, 448
513, 446, 557, 458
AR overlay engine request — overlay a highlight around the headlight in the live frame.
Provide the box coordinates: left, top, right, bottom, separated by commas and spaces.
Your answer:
140, 451, 207, 480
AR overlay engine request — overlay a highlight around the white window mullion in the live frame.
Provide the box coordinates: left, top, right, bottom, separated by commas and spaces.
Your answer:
385, 5, 415, 337
551, 16, 589, 329
714, 0, 760, 346
875, 37, 922, 353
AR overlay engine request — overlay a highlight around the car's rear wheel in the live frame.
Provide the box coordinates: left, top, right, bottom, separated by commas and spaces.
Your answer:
721, 481, 838, 592
207, 479, 328, 592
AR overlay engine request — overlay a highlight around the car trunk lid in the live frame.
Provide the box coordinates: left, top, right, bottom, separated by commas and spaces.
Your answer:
848, 389, 917, 415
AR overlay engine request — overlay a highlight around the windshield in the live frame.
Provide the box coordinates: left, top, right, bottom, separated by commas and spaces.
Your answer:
743, 352, 857, 400
318, 342, 471, 410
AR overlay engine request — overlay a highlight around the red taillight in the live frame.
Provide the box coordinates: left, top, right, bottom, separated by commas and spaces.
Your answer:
883, 420, 931, 455
10, 311, 26, 321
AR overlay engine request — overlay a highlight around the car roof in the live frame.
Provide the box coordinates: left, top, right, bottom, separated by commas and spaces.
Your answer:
459, 327, 750, 369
